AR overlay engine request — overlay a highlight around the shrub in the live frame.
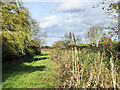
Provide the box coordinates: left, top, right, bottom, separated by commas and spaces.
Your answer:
25, 48, 35, 56
2, 42, 21, 63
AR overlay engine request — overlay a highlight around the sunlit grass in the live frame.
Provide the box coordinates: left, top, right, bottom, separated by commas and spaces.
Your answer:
2, 52, 60, 88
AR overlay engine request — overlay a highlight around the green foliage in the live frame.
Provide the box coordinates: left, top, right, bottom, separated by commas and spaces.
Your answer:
25, 48, 35, 56
2, 52, 60, 88
52, 41, 64, 49
59, 46, 65, 50
2, 42, 20, 62
25, 40, 41, 56
94, 0, 119, 38
2, 0, 31, 56
77, 44, 88, 46
2, 1, 31, 53
1, 0, 45, 62
88, 42, 120, 68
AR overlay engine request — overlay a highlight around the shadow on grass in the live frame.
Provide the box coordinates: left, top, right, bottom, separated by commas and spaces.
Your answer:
24, 53, 49, 63
2, 63, 46, 82
24, 57, 48, 63
2, 52, 50, 82
39, 53, 50, 56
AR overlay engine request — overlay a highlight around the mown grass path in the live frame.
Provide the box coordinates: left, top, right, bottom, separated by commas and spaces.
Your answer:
2, 52, 60, 88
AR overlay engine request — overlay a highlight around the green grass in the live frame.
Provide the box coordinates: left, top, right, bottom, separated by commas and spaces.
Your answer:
2, 52, 60, 88
77, 44, 88, 46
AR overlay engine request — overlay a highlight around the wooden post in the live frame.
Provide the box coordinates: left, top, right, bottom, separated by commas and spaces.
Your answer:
103, 33, 106, 52
109, 38, 112, 48
73, 33, 77, 77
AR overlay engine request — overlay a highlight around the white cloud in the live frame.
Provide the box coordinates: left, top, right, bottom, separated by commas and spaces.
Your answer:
40, 0, 105, 29
56, 1, 84, 12
39, 0, 106, 45
40, 16, 59, 28
55, 0, 92, 12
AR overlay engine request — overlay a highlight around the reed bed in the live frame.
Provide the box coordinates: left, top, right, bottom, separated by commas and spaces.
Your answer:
50, 32, 120, 88
50, 48, 120, 88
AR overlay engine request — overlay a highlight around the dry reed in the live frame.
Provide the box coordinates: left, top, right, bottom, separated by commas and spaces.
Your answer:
49, 33, 120, 88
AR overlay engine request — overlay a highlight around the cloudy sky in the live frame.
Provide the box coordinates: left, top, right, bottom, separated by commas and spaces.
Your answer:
23, 0, 107, 46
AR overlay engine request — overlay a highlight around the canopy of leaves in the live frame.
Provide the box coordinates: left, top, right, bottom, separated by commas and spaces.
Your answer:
1, 0, 47, 61
2, 0, 31, 55
94, 0, 120, 39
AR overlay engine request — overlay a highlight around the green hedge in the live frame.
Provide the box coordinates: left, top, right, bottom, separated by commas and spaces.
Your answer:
2, 41, 41, 63
2, 42, 21, 63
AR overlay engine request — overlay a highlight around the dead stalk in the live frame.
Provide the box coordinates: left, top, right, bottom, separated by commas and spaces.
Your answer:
86, 68, 94, 87
97, 52, 103, 86
73, 33, 77, 80
72, 46, 75, 75
110, 54, 116, 89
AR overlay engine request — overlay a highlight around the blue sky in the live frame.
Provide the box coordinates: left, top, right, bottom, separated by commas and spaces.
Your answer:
23, 0, 107, 46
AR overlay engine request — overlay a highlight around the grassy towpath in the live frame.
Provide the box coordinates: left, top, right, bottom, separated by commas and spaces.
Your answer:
2, 52, 60, 88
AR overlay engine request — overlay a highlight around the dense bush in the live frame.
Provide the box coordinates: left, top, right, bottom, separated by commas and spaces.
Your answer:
25, 41, 41, 56
2, 42, 20, 63
76, 45, 89, 50
1, 1, 41, 63
86, 42, 120, 67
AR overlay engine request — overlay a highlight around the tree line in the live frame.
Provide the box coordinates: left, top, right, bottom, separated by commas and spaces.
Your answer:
1, 0, 47, 62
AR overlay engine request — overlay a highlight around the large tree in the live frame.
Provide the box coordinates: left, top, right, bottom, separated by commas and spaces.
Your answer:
85, 24, 103, 47
1, 0, 46, 61
93, 0, 120, 39
2, 0, 32, 55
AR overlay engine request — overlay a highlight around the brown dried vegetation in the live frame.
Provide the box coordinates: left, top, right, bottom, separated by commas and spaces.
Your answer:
49, 33, 120, 88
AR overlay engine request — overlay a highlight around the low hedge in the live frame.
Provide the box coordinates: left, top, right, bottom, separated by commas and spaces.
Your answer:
2, 41, 41, 63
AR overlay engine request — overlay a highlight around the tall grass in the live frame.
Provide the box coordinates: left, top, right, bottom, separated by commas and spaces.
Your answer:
50, 48, 120, 88
50, 33, 120, 88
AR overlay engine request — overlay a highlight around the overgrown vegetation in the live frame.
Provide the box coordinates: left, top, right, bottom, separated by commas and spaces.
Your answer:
1, 0, 47, 63
50, 33, 120, 88
1, 0, 120, 89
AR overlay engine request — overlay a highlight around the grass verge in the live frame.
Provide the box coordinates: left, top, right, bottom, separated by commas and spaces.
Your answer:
2, 52, 60, 88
